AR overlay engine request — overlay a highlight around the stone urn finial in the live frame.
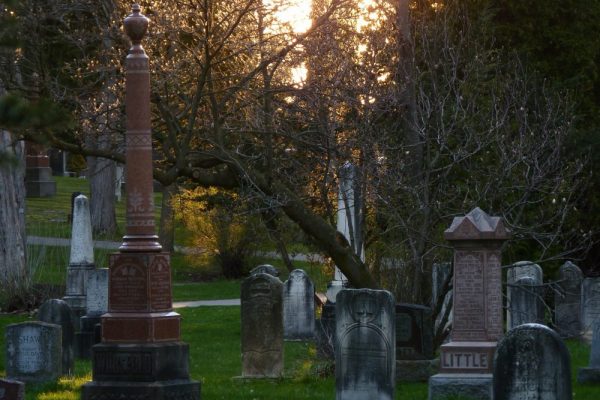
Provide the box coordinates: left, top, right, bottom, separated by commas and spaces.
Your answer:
124, 4, 149, 45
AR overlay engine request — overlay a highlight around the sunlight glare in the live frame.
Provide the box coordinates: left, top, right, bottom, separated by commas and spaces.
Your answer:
265, 0, 313, 33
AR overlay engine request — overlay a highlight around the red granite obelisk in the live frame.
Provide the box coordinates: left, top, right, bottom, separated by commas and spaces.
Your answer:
81, 5, 200, 399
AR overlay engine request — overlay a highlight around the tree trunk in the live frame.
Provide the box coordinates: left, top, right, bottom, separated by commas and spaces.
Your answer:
87, 151, 117, 237
0, 132, 28, 307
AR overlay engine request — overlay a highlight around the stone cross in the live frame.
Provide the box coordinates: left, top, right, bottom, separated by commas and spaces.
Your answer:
506, 261, 544, 330
81, 5, 200, 399
335, 289, 395, 400
493, 323, 572, 400
241, 273, 284, 378
5, 321, 62, 382
63, 194, 95, 322
429, 207, 510, 400
554, 261, 583, 337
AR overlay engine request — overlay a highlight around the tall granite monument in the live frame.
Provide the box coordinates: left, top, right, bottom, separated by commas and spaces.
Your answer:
81, 5, 200, 398
428, 208, 510, 400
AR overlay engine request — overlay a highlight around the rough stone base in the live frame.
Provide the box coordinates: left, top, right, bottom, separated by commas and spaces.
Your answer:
396, 359, 439, 382
81, 379, 200, 400
578, 367, 600, 384
428, 373, 492, 400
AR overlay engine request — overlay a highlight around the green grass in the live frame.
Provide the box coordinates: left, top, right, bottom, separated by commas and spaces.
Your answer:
172, 281, 241, 301
1, 305, 595, 399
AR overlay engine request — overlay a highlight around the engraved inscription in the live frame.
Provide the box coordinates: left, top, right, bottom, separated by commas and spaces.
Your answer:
15, 329, 44, 372
150, 256, 171, 310
110, 261, 147, 311
441, 351, 489, 369
454, 252, 485, 333
95, 352, 153, 375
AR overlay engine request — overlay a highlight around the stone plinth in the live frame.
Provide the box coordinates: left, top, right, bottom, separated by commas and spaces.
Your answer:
429, 208, 509, 399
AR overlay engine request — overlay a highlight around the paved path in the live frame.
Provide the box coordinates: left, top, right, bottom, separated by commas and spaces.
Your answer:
173, 299, 240, 308
26, 235, 324, 261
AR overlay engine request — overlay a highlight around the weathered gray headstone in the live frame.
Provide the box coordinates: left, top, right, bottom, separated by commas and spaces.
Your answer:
493, 323, 572, 400
336, 289, 395, 400
63, 194, 95, 323
582, 277, 600, 340
555, 261, 583, 337
429, 208, 510, 400
241, 273, 284, 378
508, 276, 545, 329
432, 262, 452, 339
577, 319, 600, 383
37, 299, 75, 374
506, 261, 544, 330
78, 268, 108, 359
396, 303, 434, 360
0, 378, 25, 400
249, 264, 280, 278
283, 269, 315, 340
5, 321, 62, 382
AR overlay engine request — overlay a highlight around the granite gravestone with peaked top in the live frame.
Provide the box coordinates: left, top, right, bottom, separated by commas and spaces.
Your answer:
241, 273, 284, 378
78, 268, 108, 358
5, 322, 62, 382
336, 289, 395, 400
250, 264, 280, 278
578, 319, 600, 383
582, 277, 600, 340
506, 261, 544, 330
555, 261, 583, 337
63, 194, 95, 324
494, 323, 572, 400
0, 378, 25, 400
37, 299, 76, 374
81, 6, 200, 399
429, 208, 510, 400
283, 269, 315, 340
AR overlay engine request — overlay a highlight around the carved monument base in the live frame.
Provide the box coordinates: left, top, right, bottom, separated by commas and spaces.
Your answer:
81, 342, 200, 399
439, 341, 496, 373
428, 373, 492, 400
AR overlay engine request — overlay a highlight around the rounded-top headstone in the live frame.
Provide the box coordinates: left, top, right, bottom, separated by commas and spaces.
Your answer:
69, 194, 94, 265
37, 299, 76, 374
493, 323, 572, 400
250, 264, 280, 277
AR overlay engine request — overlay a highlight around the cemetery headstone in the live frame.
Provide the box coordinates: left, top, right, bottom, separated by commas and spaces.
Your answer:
508, 276, 545, 329
396, 304, 436, 382
250, 264, 280, 277
0, 378, 25, 400
37, 299, 76, 374
555, 261, 583, 337
335, 289, 395, 400
316, 301, 336, 359
24, 142, 56, 197
77, 268, 108, 359
5, 322, 62, 382
431, 262, 452, 340
493, 323, 572, 400
506, 261, 544, 330
63, 194, 95, 325
283, 269, 315, 340
582, 277, 600, 340
429, 208, 510, 400
577, 320, 600, 383
241, 272, 284, 378
81, 6, 200, 399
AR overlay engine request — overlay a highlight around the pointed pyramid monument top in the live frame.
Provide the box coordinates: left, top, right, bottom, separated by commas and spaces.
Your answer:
444, 207, 510, 241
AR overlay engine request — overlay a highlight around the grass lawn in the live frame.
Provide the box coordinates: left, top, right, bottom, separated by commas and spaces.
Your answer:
1, 306, 596, 400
